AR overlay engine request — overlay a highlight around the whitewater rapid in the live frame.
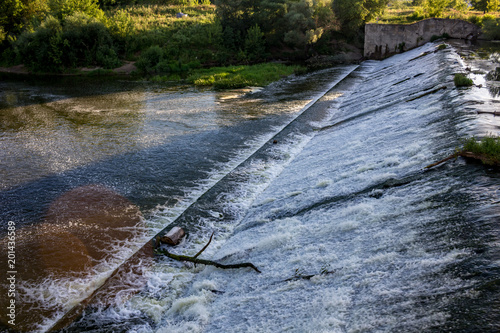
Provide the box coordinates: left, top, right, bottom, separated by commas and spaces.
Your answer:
146, 43, 500, 332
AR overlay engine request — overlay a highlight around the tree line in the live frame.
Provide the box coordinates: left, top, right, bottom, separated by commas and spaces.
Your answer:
0, 0, 499, 73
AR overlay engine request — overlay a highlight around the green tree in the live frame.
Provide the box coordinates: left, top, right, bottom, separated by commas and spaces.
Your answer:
332, 0, 389, 33
314, 0, 340, 32
482, 17, 500, 38
16, 12, 120, 71
61, 12, 120, 68
16, 15, 64, 72
49, 0, 104, 21
0, 0, 48, 45
215, 0, 330, 58
449, 0, 469, 12
471, 0, 489, 12
282, 0, 324, 56
488, 0, 500, 12
0, 0, 24, 41
423, 0, 449, 17
244, 24, 266, 61
215, 0, 259, 37
332, 0, 367, 32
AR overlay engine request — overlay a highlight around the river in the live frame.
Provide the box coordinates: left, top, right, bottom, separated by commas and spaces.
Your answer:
0, 41, 499, 332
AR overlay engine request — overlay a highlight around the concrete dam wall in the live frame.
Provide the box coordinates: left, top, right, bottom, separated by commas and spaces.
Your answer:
364, 18, 481, 59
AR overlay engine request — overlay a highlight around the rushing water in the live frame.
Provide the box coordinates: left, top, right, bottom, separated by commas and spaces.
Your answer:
1, 42, 500, 332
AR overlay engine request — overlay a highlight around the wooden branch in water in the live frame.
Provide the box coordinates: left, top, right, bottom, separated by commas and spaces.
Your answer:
156, 248, 261, 273
477, 110, 500, 116
424, 152, 460, 169
425, 151, 500, 169
460, 151, 500, 166
193, 232, 214, 259
406, 86, 447, 102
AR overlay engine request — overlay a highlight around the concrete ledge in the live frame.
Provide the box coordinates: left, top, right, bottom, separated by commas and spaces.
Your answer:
365, 18, 481, 59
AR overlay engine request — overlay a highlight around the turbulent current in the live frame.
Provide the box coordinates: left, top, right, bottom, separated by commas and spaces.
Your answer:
0, 42, 499, 332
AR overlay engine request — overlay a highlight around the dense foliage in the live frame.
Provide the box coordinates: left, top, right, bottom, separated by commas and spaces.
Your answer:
2, 0, 500, 76
1, 0, 345, 72
454, 73, 474, 87
332, 0, 389, 32
462, 136, 500, 165
214, 0, 333, 59
0, 0, 48, 45
15, 13, 121, 72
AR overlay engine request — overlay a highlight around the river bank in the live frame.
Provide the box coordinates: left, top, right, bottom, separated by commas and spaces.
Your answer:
0, 61, 138, 75
0, 48, 363, 88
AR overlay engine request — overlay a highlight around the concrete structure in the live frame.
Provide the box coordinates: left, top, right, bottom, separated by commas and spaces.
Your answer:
364, 18, 481, 59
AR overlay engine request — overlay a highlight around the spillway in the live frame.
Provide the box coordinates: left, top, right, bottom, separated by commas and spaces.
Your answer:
1, 41, 499, 332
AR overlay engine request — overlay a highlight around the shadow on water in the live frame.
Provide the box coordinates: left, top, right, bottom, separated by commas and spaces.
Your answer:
0, 106, 290, 232
0, 74, 149, 110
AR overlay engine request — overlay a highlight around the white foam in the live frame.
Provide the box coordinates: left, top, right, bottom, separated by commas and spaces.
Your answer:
143, 44, 486, 333
53, 44, 494, 332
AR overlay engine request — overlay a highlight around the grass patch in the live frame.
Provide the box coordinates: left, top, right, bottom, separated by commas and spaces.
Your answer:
454, 73, 474, 87
462, 136, 500, 165
186, 63, 305, 89
370, 7, 500, 25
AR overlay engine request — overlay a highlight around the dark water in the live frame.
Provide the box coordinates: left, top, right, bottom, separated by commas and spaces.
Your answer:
1, 41, 500, 332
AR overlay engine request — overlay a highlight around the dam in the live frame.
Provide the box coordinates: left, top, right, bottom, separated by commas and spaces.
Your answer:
0, 41, 499, 332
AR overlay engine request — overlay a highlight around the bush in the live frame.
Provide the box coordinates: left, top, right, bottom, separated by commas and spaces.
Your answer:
454, 73, 473, 87
61, 13, 120, 68
135, 45, 164, 73
424, 0, 449, 17
16, 13, 121, 72
244, 25, 265, 61
16, 16, 64, 72
483, 13, 496, 21
135, 45, 201, 75
462, 136, 500, 165
105, 9, 135, 55
468, 15, 482, 26
407, 7, 426, 21
482, 18, 500, 40
49, 0, 104, 20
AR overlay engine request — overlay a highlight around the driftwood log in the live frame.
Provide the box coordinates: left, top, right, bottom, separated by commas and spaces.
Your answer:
155, 232, 261, 273
424, 152, 460, 169
425, 151, 500, 169
406, 86, 447, 102
160, 226, 185, 245
156, 248, 261, 273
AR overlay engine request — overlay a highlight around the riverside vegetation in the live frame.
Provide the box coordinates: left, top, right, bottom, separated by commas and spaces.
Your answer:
0, 0, 361, 86
454, 73, 474, 87
462, 136, 500, 165
425, 136, 500, 169
2, 0, 500, 88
